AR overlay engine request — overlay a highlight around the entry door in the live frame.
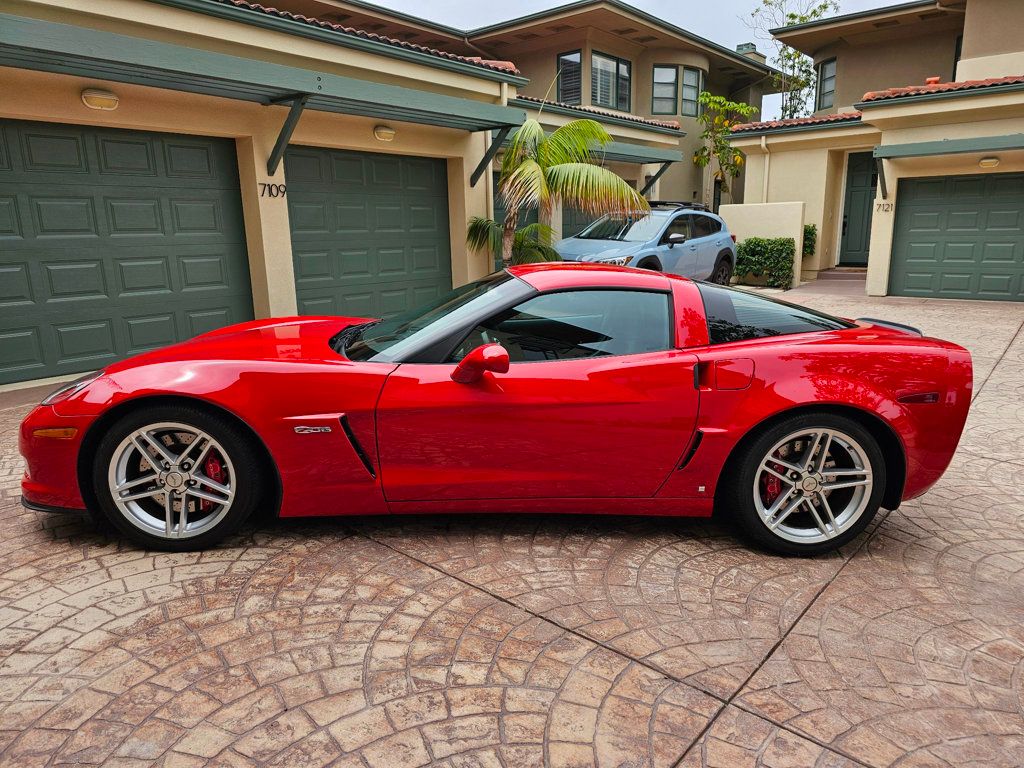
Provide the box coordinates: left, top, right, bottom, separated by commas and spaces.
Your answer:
839, 152, 877, 266
375, 287, 700, 501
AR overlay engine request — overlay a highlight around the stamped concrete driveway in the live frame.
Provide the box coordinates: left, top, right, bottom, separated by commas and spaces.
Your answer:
1, 285, 1022, 768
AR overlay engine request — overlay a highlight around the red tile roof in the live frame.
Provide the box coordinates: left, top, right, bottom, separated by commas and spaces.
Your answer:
516, 95, 682, 131
861, 74, 1024, 102
731, 111, 862, 133
209, 0, 521, 75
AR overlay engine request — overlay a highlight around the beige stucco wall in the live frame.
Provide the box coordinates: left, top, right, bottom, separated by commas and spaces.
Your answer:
811, 29, 962, 115
959, 0, 1024, 72
718, 202, 805, 288
0, 65, 492, 316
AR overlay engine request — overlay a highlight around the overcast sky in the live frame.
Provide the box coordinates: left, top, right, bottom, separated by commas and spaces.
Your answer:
372, 0, 900, 119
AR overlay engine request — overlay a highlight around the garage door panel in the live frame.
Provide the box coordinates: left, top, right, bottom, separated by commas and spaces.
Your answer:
890, 172, 1024, 301
0, 120, 253, 384
287, 146, 452, 320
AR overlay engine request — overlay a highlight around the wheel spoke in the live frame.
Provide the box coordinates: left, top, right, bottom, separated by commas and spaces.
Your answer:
824, 478, 871, 491
818, 492, 837, 532
804, 498, 833, 537
164, 491, 174, 537
119, 487, 164, 503
134, 431, 177, 467
770, 456, 803, 475
188, 485, 231, 506
768, 494, 805, 530
823, 468, 871, 478
194, 472, 232, 497
803, 431, 828, 470
180, 432, 212, 466
760, 462, 796, 485
178, 492, 188, 534
114, 473, 158, 492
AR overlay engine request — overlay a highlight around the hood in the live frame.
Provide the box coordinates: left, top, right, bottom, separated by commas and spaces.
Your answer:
555, 238, 645, 262
104, 316, 371, 372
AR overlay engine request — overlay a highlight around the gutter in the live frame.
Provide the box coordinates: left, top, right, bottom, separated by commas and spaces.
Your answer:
856, 81, 1024, 109
146, 0, 529, 86
730, 118, 864, 138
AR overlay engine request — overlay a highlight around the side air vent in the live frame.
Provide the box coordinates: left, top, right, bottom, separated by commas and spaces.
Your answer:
678, 430, 704, 469
339, 415, 376, 479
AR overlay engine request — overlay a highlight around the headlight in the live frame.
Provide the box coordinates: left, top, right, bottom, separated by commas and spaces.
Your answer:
41, 372, 102, 405
598, 255, 634, 266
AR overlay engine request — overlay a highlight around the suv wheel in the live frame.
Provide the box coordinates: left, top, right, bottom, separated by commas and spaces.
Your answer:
711, 258, 733, 285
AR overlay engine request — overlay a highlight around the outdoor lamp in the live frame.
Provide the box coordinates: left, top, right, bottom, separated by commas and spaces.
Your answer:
373, 125, 397, 142
81, 88, 119, 111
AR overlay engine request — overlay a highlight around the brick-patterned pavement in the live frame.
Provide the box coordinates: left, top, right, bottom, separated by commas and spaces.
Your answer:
1, 287, 1023, 767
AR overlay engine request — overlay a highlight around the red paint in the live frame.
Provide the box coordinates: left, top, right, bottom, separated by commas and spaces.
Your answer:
19, 265, 972, 522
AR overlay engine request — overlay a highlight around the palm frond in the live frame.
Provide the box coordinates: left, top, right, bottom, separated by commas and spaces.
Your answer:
500, 119, 545, 179
466, 216, 502, 256
511, 227, 561, 264
539, 119, 612, 167
501, 157, 547, 214
545, 163, 650, 217
517, 221, 556, 247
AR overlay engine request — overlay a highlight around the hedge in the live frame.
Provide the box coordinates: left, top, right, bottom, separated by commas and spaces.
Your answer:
803, 223, 817, 259
735, 237, 795, 289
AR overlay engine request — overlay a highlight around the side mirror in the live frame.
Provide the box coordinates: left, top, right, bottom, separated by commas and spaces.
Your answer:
451, 343, 510, 384
667, 232, 686, 248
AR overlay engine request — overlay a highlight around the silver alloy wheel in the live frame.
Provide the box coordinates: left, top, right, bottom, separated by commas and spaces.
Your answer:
107, 421, 235, 540
753, 427, 872, 545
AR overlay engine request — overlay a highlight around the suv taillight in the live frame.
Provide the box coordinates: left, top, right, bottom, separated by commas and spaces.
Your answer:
731, 234, 737, 243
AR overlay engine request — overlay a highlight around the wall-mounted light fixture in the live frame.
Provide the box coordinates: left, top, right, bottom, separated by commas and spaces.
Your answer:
373, 125, 396, 142
81, 88, 119, 111
979, 156, 1000, 169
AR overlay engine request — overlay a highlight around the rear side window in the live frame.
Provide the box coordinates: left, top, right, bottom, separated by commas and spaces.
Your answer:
451, 289, 671, 362
697, 283, 853, 345
707, 217, 722, 233
692, 215, 714, 238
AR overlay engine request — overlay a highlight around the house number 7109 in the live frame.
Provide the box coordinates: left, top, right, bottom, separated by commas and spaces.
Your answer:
260, 183, 287, 198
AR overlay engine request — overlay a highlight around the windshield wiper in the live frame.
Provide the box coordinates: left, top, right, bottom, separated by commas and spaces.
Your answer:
331, 320, 380, 355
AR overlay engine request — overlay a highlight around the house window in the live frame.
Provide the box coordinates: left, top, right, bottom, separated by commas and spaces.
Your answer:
681, 67, 704, 117
592, 52, 631, 111
652, 65, 678, 114
953, 35, 963, 79
816, 58, 837, 110
556, 50, 582, 104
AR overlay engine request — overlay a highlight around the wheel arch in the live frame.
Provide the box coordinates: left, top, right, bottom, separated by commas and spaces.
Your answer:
636, 255, 662, 270
715, 402, 906, 512
76, 394, 282, 518
716, 249, 733, 265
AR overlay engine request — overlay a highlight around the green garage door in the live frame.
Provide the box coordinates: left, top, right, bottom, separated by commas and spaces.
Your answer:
0, 120, 253, 385
286, 146, 452, 318
890, 173, 1024, 301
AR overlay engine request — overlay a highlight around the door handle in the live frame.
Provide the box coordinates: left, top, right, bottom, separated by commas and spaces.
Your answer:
842, 215, 849, 236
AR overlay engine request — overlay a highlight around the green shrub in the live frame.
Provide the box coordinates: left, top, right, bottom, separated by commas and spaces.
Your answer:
735, 237, 795, 289
803, 223, 817, 259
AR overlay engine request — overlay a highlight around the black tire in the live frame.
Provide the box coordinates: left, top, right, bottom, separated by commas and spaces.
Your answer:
636, 257, 662, 271
711, 257, 733, 285
719, 412, 885, 556
92, 404, 264, 551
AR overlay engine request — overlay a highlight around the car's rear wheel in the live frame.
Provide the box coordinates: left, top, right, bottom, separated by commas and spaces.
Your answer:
92, 405, 262, 550
711, 257, 733, 285
721, 413, 885, 555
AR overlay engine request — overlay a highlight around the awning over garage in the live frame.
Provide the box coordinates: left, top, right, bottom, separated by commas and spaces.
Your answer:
873, 134, 1024, 197
0, 13, 526, 134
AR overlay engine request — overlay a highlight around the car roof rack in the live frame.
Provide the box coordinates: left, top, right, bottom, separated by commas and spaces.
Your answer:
647, 200, 711, 212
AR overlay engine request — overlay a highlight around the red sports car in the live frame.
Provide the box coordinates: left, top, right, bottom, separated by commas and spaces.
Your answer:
19, 264, 972, 555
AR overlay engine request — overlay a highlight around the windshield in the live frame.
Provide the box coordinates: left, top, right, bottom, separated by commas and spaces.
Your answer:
343, 271, 526, 362
575, 214, 665, 242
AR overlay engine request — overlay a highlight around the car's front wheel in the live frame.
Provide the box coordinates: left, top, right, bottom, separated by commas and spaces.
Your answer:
92, 404, 263, 550
721, 413, 886, 555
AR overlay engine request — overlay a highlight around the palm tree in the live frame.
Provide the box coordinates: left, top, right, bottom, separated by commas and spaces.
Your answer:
468, 117, 649, 265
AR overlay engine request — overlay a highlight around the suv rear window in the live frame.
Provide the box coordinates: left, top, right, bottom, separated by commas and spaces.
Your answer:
696, 283, 853, 344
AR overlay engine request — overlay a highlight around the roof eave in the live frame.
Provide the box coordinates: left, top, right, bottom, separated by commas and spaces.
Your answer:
856, 82, 1024, 109
510, 97, 685, 136
730, 119, 864, 138
768, 0, 938, 37
147, 0, 528, 85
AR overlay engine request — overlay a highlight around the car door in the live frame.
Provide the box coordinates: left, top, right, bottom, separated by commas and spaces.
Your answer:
657, 214, 697, 276
689, 214, 719, 279
376, 288, 700, 502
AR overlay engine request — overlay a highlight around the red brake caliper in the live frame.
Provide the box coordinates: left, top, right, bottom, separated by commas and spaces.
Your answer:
200, 453, 224, 513
761, 463, 783, 505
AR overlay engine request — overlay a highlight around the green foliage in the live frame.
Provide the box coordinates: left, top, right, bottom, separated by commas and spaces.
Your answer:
467, 217, 560, 266
692, 93, 757, 193
473, 117, 649, 264
803, 223, 817, 258
748, 0, 841, 119
735, 237, 796, 289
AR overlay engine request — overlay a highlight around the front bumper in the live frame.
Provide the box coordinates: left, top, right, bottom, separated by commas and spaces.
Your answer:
19, 404, 90, 510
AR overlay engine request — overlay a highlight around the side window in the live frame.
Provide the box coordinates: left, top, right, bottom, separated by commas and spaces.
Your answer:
663, 215, 691, 242
697, 283, 853, 344
692, 215, 714, 238
707, 217, 722, 234
451, 290, 672, 362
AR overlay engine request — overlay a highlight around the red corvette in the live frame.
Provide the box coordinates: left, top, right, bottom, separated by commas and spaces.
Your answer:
19, 264, 972, 555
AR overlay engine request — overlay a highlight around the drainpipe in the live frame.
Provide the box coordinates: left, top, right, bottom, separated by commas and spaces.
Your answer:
760, 134, 771, 202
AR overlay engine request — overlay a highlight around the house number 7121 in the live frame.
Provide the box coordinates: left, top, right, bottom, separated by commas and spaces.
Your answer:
875, 202, 893, 213
259, 183, 287, 198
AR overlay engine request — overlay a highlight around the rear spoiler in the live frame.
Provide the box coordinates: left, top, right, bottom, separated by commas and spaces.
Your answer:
855, 317, 922, 336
